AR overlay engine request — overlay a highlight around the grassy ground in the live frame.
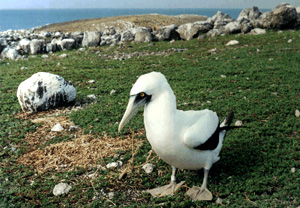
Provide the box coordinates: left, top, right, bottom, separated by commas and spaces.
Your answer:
1, 30, 300, 207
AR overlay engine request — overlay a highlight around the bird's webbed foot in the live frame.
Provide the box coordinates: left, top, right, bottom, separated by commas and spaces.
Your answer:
146, 181, 185, 197
185, 186, 213, 201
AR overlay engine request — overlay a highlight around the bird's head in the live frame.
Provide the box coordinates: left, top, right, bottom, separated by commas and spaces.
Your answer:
118, 71, 167, 133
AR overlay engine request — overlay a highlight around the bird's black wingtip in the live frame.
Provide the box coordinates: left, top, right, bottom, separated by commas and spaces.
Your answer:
224, 111, 234, 126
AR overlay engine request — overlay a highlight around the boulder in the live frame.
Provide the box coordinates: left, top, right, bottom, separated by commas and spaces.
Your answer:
59, 39, 76, 50
133, 27, 153, 43
224, 21, 241, 34
121, 30, 134, 42
17, 72, 76, 112
18, 39, 31, 54
100, 34, 121, 46
238, 7, 262, 21
0, 38, 8, 53
71, 31, 84, 46
153, 24, 180, 41
82, 31, 101, 47
211, 11, 235, 29
177, 21, 212, 40
1, 47, 20, 60
206, 28, 225, 37
257, 3, 298, 29
29, 39, 43, 55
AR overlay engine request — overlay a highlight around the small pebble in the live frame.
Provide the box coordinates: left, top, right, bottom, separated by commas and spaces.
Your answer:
110, 89, 116, 95
235, 120, 243, 126
216, 197, 223, 204
51, 123, 64, 132
108, 192, 115, 199
106, 161, 123, 169
53, 183, 72, 196
87, 94, 97, 100
142, 163, 156, 174
291, 167, 296, 173
295, 110, 300, 117
226, 40, 239, 46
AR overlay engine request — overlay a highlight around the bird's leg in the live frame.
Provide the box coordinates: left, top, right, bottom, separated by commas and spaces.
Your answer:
185, 168, 213, 201
146, 166, 185, 197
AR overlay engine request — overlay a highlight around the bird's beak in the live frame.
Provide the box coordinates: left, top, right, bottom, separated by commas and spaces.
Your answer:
118, 95, 150, 133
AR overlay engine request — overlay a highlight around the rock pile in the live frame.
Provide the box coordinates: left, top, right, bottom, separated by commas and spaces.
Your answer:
1, 3, 299, 60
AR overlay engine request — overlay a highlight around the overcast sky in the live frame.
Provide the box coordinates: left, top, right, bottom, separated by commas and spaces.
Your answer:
1, 0, 300, 9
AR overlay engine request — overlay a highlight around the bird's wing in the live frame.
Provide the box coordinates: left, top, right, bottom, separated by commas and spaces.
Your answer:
182, 110, 219, 150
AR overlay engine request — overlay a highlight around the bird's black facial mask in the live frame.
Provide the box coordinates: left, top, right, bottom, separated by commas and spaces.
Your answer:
134, 92, 152, 106
118, 92, 152, 133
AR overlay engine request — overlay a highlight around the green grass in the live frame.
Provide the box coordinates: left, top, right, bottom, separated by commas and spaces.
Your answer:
1, 30, 300, 207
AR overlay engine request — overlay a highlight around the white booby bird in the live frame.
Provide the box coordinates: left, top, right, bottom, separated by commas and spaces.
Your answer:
118, 71, 234, 201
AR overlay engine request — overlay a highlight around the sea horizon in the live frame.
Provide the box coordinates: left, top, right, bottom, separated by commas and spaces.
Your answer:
0, 8, 270, 32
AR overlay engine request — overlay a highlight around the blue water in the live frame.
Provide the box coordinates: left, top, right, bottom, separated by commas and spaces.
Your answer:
0, 8, 270, 32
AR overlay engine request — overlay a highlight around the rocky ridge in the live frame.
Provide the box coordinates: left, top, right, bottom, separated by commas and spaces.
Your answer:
0, 3, 299, 60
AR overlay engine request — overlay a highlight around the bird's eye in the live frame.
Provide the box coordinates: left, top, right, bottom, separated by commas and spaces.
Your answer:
140, 92, 145, 97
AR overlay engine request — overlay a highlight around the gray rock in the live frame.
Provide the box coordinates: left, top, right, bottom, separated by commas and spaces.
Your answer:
250, 28, 267, 35
60, 38, 76, 50
53, 183, 72, 196
142, 163, 156, 174
153, 24, 180, 41
1, 47, 20, 60
29, 39, 43, 55
51, 123, 64, 132
71, 31, 84, 46
257, 3, 298, 29
133, 27, 153, 43
121, 30, 134, 42
224, 21, 241, 34
46, 43, 57, 53
18, 39, 31, 54
0, 38, 8, 53
206, 28, 225, 37
238, 7, 262, 21
177, 21, 212, 40
211, 11, 235, 29
82, 31, 101, 47
17, 72, 76, 112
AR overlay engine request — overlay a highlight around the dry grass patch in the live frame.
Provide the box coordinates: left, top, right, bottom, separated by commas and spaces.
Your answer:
35, 14, 207, 33
16, 109, 145, 174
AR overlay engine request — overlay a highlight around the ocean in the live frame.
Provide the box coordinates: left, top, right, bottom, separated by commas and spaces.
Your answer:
0, 8, 270, 32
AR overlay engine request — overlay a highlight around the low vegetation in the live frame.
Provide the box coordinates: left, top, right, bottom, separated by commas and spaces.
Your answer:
1, 29, 300, 207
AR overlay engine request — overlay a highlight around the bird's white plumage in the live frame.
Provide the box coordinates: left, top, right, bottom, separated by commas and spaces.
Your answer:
130, 72, 224, 170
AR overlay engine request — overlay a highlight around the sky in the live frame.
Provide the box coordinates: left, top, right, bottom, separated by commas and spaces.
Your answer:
0, 0, 300, 10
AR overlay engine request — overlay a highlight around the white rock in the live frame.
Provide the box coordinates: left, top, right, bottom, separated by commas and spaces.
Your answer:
87, 94, 97, 100
226, 40, 239, 46
291, 167, 296, 173
288, 39, 293, 43
51, 123, 64, 132
108, 192, 115, 199
41, 54, 49, 58
17, 72, 76, 112
88, 80, 95, 84
142, 163, 156, 174
21, 66, 28, 70
220, 74, 227, 78
1, 47, 20, 60
250, 28, 267, 35
216, 197, 223, 204
110, 89, 116, 95
106, 161, 123, 169
235, 120, 243, 126
295, 110, 300, 117
59, 53, 68, 58
53, 183, 72, 196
